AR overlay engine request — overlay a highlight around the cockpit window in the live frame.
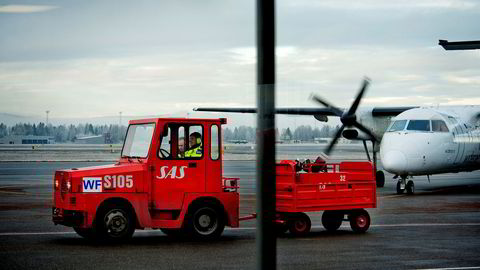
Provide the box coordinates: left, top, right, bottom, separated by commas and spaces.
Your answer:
406, 120, 430, 131
388, 120, 407, 132
432, 120, 449, 132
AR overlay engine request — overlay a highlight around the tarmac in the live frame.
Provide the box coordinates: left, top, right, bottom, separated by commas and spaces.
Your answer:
0, 151, 479, 269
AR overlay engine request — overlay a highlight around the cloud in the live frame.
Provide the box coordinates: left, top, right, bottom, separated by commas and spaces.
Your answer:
285, 0, 477, 10
0, 5, 58, 13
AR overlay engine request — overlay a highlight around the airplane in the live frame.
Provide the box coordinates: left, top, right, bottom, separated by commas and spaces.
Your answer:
193, 78, 480, 195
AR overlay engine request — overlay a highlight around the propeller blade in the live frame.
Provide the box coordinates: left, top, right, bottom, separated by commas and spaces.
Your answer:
310, 94, 344, 116
352, 121, 377, 142
325, 125, 345, 155
347, 77, 370, 116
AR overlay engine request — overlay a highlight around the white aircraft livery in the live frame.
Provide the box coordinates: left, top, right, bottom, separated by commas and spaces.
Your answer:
194, 79, 480, 195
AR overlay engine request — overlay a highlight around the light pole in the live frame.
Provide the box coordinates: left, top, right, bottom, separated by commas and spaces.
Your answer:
46, 110, 50, 125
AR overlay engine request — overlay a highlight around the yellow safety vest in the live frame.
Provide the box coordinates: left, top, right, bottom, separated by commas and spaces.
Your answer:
185, 145, 203, 158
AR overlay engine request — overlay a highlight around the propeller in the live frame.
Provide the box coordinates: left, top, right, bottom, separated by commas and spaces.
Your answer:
311, 77, 377, 155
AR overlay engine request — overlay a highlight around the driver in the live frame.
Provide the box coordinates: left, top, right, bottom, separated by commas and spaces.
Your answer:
185, 132, 202, 158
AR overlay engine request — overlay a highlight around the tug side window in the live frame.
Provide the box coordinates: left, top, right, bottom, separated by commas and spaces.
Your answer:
158, 126, 171, 159
211, 125, 219, 160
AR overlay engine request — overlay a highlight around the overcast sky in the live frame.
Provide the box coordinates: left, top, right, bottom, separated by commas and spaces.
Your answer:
0, 0, 479, 127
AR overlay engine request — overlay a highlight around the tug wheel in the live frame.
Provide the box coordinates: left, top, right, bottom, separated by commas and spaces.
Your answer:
95, 202, 135, 242
186, 203, 225, 240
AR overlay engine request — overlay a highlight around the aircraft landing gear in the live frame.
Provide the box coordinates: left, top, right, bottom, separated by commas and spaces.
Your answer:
406, 180, 415, 194
396, 176, 414, 195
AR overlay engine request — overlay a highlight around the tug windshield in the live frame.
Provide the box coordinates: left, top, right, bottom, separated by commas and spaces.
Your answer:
122, 123, 155, 158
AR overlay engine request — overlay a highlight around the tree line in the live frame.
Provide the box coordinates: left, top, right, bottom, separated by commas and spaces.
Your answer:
0, 122, 339, 143
0, 123, 127, 143
223, 124, 340, 142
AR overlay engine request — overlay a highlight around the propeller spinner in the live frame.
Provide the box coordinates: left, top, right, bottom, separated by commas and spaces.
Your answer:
311, 78, 378, 155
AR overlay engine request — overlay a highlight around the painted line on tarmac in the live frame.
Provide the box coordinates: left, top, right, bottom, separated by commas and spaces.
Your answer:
417, 267, 480, 270
0, 232, 76, 236
0, 190, 27, 195
1, 223, 480, 236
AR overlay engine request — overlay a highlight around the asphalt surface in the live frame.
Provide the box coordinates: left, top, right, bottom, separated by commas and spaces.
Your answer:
0, 161, 479, 269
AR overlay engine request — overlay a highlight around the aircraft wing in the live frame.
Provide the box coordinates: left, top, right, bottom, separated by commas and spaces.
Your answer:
371, 107, 419, 116
194, 106, 418, 117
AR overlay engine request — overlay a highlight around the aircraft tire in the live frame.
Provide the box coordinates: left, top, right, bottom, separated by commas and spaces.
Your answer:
406, 180, 415, 195
396, 181, 405, 194
376, 171, 385, 188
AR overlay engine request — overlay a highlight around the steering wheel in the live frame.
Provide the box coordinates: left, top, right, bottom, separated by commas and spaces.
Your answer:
159, 148, 170, 158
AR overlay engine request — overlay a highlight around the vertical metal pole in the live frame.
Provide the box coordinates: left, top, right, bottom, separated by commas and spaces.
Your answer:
256, 0, 276, 269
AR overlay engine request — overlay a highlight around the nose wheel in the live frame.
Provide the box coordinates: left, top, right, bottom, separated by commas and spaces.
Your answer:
396, 177, 414, 195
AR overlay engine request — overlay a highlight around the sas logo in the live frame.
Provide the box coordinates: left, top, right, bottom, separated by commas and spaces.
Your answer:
156, 166, 187, 179
83, 177, 102, 193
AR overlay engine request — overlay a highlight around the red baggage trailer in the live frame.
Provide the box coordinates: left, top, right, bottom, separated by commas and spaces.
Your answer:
273, 159, 376, 235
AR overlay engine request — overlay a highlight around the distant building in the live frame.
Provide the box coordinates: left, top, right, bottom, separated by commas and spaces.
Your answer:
0, 135, 55, 145
75, 135, 105, 144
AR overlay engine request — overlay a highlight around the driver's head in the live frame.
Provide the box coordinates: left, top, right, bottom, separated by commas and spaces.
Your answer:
189, 132, 202, 147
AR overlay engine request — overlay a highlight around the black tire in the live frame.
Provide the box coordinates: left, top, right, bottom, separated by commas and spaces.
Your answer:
376, 171, 385, 188
288, 213, 311, 237
349, 209, 370, 233
406, 180, 415, 195
396, 181, 405, 194
322, 211, 344, 232
186, 203, 225, 240
73, 227, 95, 239
95, 202, 136, 242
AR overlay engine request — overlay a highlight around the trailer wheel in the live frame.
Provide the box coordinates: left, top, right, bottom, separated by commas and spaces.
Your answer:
322, 211, 343, 232
349, 209, 370, 233
73, 227, 95, 239
288, 213, 311, 237
96, 203, 135, 242
186, 203, 225, 240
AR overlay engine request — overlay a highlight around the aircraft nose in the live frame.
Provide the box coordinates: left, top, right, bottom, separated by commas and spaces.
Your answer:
381, 150, 407, 174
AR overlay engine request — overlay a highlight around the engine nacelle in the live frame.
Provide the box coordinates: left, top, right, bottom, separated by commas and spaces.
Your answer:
342, 129, 372, 141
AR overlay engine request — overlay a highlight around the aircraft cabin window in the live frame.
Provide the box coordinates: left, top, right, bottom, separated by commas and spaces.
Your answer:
388, 120, 407, 132
406, 120, 430, 131
432, 120, 449, 132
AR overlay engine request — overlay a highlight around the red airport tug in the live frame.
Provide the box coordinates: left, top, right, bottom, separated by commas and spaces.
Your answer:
53, 117, 376, 241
